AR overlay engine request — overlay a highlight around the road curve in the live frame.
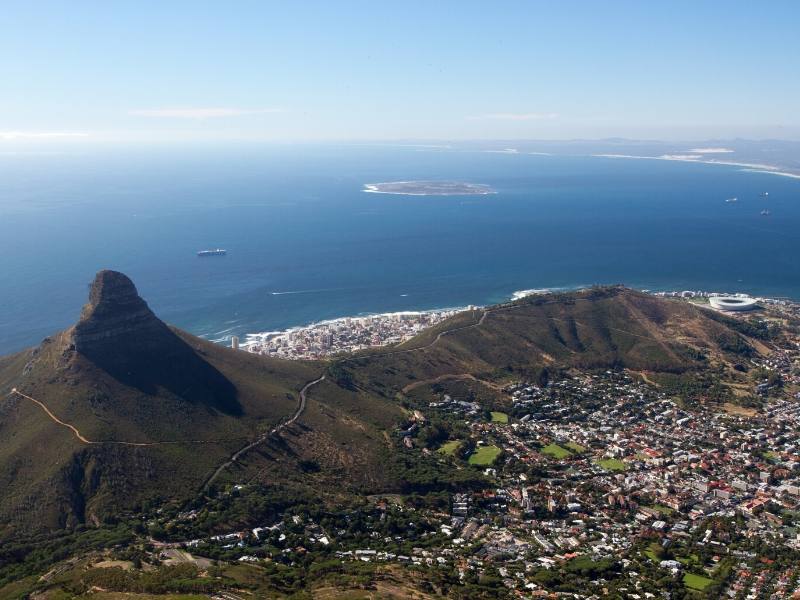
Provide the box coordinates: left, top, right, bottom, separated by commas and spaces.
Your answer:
198, 311, 492, 489
202, 310, 489, 488
202, 375, 326, 490
10, 388, 95, 444
6, 388, 251, 447
200, 309, 490, 489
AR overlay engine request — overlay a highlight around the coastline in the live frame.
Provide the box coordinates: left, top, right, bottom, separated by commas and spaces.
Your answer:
242, 306, 470, 359
240, 287, 562, 349
228, 284, 798, 359
6, 145, 800, 357
225, 151, 799, 353
236, 288, 567, 357
243, 152, 800, 354
242, 307, 470, 345
593, 153, 800, 180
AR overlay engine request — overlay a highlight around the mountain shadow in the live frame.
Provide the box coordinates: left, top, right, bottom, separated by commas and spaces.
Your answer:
69, 270, 241, 415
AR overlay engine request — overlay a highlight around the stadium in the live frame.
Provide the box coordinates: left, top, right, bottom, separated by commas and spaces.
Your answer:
709, 296, 758, 311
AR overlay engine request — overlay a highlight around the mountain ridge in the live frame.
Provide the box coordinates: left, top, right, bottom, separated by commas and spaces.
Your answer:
0, 273, 769, 539
0, 271, 322, 535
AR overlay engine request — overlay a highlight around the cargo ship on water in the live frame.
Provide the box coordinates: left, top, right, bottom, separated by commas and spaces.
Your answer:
197, 248, 227, 257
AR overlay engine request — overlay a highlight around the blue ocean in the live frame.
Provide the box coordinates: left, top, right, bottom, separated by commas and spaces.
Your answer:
1, 144, 798, 354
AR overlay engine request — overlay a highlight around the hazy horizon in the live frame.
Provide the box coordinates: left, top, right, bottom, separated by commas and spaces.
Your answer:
2, 1, 799, 144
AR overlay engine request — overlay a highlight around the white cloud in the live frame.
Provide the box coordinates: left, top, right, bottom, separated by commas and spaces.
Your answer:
467, 112, 558, 121
0, 131, 89, 140
129, 107, 285, 119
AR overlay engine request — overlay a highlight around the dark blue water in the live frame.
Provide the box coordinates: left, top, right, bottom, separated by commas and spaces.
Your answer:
1, 144, 798, 354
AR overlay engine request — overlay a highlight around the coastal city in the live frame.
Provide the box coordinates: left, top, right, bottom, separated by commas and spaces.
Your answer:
4, 5, 800, 599
242, 308, 468, 359
651, 289, 793, 308
136, 296, 800, 598
241, 289, 793, 360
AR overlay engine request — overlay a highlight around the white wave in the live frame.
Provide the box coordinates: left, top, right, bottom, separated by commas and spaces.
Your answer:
511, 288, 557, 301
247, 286, 588, 347
213, 327, 238, 335
243, 305, 473, 344
687, 147, 735, 154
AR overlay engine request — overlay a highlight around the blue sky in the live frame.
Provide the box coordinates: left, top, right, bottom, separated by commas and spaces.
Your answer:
1, 1, 799, 142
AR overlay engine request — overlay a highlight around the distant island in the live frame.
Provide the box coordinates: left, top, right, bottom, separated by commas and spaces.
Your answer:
363, 180, 495, 195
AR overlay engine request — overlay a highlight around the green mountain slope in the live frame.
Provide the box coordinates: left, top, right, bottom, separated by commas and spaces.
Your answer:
0, 271, 321, 536
334, 287, 757, 396
0, 277, 764, 540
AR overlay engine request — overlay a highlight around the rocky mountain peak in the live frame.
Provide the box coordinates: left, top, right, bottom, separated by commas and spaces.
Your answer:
72, 270, 166, 353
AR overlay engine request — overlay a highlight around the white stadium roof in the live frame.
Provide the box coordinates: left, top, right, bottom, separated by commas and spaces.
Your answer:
709, 296, 757, 311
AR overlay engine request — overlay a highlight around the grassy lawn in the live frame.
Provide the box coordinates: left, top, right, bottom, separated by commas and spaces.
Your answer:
651, 504, 675, 515
596, 458, 627, 471
565, 441, 586, 453
468, 445, 502, 466
490, 411, 509, 423
683, 573, 713, 591
438, 440, 462, 455
643, 541, 663, 563
541, 443, 572, 459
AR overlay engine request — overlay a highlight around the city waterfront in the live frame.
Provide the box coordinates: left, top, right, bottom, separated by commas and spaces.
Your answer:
243, 308, 466, 359
241, 289, 794, 359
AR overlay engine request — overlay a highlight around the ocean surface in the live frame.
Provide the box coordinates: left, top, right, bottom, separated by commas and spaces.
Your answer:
1, 144, 798, 354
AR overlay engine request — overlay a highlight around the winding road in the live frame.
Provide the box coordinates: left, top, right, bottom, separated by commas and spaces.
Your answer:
199, 310, 496, 487
201, 374, 326, 490
11, 293, 664, 491
9, 388, 96, 444
6, 388, 249, 447
7, 376, 327, 492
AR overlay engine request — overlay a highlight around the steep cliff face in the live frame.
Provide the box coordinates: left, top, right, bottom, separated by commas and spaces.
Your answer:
0, 270, 319, 537
64, 270, 241, 412
72, 270, 170, 354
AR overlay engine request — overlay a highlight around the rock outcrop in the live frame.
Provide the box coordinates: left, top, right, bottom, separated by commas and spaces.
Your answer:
65, 270, 240, 412
72, 270, 167, 352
